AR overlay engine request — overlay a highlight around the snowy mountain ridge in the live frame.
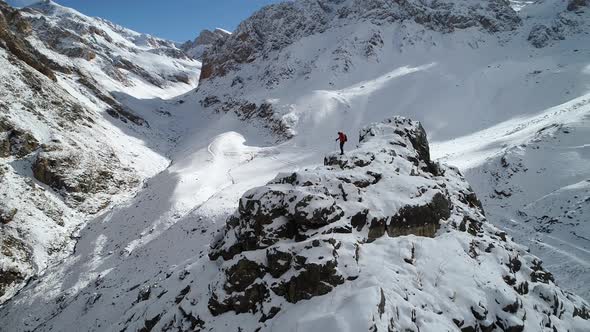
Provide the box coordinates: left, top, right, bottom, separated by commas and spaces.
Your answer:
180, 28, 231, 60
190, 0, 590, 304
21, 0, 200, 98
0, 0, 200, 304
0, 0, 589, 331
202, 117, 588, 331
2, 116, 588, 331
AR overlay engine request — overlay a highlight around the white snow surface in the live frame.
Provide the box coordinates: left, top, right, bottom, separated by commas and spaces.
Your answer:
1, 0, 590, 331
22, 0, 201, 99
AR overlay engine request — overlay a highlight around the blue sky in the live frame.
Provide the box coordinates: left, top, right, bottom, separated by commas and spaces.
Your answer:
7, 0, 282, 42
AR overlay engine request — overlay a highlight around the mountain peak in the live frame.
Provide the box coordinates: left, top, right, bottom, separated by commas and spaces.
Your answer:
180, 27, 231, 60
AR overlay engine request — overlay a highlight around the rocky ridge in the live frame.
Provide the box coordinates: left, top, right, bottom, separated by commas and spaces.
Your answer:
200, 0, 520, 82
195, 0, 590, 140
196, 0, 522, 139
200, 117, 589, 331
180, 28, 231, 60
527, 0, 590, 48
20, 0, 200, 91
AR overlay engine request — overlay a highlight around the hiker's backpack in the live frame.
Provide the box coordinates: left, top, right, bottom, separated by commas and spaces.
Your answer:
344, 134, 348, 142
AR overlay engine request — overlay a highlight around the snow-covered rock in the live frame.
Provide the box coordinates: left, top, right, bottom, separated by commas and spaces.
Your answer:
195, 0, 523, 139
434, 94, 590, 301
191, 0, 590, 302
0, 0, 200, 304
0, 0, 589, 329
200, 0, 520, 81
525, 0, 590, 48
180, 28, 231, 60
125, 117, 589, 331
21, 0, 201, 97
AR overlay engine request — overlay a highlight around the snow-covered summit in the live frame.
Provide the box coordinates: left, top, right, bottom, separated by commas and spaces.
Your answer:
180, 28, 231, 60
20, 0, 200, 98
191, 0, 590, 310
120, 117, 589, 331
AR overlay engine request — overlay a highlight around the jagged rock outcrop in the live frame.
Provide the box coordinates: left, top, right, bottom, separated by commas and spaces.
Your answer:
568, 0, 589, 12
32, 142, 138, 212
527, 0, 590, 48
0, 118, 39, 158
0, 206, 17, 224
0, 0, 64, 80
180, 28, 231, 60
206, 117, 589, 331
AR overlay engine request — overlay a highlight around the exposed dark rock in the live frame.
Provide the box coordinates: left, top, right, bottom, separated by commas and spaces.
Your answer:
30, 143, 138, 213
177, 305, 204, 330
224, 258, 266, 292
259, 306, 281, 323
136, 285, 151, 303
568, 0, 589, 11
113, 57, 162, 88
33, 151, 77, 192
175, 285, 190, 304
61, 46, 96, 60
528, 24, 562, 48
386, 192, 450, 238
203, 98, 290, 139
351, 209, 368, 231
266, 248, 292, 278
75, 71, 148, 127
0, 269, 24, 298
0, 120, 39, 158
0, 2, 57, 81
138, 313, 161, 332
208, 282, 269, 316
0, 206, 17, 224
459, 216, 483, 236
529, 259, 554, 284
0, 133, 9, 157
367, 217, 387, 241
0, 233, 32, 302
180, 28, 231, 60
271, 259, 344, 303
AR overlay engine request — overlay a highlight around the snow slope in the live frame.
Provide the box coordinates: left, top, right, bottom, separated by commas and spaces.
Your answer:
434, 92, 590, 301
1, 0, 590, 330
0, 0, 200, 304
2, 115, 588, 332
22, 0, 201, 99
194, 0, 590, 300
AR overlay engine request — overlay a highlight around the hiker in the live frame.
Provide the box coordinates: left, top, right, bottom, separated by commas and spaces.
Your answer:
335, 131, 347, 155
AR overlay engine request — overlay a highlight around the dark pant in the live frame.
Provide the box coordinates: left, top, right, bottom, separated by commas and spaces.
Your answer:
339, 142, 344, 155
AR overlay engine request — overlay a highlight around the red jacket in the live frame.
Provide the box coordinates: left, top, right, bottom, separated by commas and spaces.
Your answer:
337, 132, 347, 143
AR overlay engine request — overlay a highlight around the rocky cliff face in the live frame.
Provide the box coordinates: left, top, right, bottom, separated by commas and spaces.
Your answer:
195, 0, 522, 139
198, 117, 589, 331
200, 0, 520, 82
0, 36, 138, 303
180, 28, 231, 60
526, 0, 590, 48
0, 0, 61, 80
